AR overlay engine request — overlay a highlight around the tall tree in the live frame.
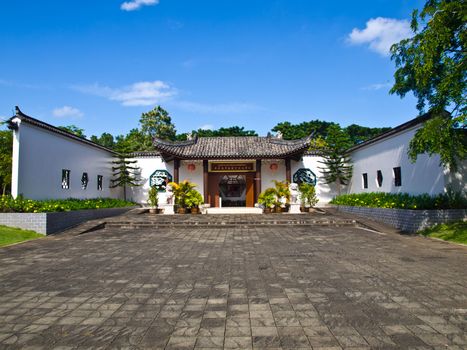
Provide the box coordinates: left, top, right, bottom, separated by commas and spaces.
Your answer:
110, 155, 140, 201
345, 124, 392, 145
390, 0, 466, 170
90, 132, 115, 149
114, 129, 147, 153
176, 126, 258, 140
139, 106, 177, 149
58, 125, 86, 138
0, 127, 13, 195
272, 120, 337, 140
318, 125, 353, 196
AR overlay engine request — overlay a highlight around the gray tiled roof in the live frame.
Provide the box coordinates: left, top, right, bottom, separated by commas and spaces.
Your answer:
153, 135, 313, 159
8, 106, 116, 154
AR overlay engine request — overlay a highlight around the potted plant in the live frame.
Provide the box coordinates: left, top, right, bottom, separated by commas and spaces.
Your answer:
272, 180, 290, 213
299, 183, 319, 212
148, 186, 159, 214
258, 188, 276, 213
185, 189, 204, 214
168, 180, 197, 214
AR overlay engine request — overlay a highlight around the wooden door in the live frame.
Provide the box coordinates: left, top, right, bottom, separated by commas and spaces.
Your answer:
208, 173, 219, 207
246, 174, 254, 207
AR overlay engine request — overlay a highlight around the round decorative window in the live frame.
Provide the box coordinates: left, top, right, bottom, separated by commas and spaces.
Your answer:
293, 168, 317, 186
149, 170, 173, 192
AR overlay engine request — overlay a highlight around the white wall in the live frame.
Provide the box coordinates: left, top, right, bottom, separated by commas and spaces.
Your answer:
261, 159, 286, 191
127, 156, 173, 205
348, 126, 446, 195
179, 160, 205, 198
12, 121, 121, 200
292, 156, 336, 205
260, 157, 336, 205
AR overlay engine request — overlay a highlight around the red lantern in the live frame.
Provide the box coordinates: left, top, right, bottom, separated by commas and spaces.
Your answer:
270, 163, 278, 172
187, 163, 196, 172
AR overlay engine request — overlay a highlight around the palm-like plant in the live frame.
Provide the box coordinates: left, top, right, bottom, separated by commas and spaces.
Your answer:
272, 180, 290, 207
168, 180, 197, 209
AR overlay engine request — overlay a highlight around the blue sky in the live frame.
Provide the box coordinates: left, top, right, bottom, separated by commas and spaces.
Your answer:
0, 0, 425, 137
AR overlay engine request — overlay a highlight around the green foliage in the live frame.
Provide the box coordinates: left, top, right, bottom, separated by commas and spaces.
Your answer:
258, 188, 277, 208
272, 180, 290, 206
0, 127, 13, 195
390, 0, 466, 170
184, 189, 204, 209
168, 181, 197, 208
418, 221, 467, 244
0, 225, 43, 247
58, 125, 86, 138
272, 120, 338, 140
0, 195, 135, 213
271, 120, 391, 144
319, 125, 353, 195
90, 132, 115, 149
345, 124, 392, 145
115, 128, 147, 153
110, 155, 141, 200
176, 126, 257, 140
298, 183, 319, 208
330, 191, 467, 210
148, 186, 159, 208
140, 106, 177, 147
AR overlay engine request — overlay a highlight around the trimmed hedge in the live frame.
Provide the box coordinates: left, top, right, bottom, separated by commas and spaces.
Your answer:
0, 195, 136, 213
330, 191, 467, 210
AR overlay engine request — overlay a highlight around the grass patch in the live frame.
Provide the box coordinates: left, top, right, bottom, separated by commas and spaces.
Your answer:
0, 225, 43, 247
419, 221, 467, 244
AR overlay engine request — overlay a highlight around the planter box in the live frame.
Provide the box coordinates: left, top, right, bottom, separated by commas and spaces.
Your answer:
0, 206, 137, 235
335, 205, 466, 233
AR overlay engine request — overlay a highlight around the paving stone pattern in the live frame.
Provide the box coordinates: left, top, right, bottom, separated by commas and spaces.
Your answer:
0, 224, 466, 349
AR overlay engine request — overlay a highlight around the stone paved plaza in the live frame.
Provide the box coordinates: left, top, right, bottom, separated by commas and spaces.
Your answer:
0, 223, 466, 349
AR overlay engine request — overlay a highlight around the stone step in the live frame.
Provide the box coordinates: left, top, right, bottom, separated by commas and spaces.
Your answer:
105, 218, 358, 229
205, 207, 263, 214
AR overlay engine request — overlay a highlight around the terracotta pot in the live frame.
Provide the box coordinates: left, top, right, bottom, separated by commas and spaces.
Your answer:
274, 207, 283, 213
263, 208, 271, 213
177, 207, 187, 214
149, 208, 159, 214
191, 207, 200, 214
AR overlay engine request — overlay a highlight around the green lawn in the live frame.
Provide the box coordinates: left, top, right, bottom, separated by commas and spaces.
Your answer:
0, 225, 43, 247
419, 221, 467, 244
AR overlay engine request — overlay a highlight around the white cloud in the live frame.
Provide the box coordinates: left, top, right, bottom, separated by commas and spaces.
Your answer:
121, 0, 159, 11
73, 81, 177, 106
347, 17, 412, 56
52, 106, 83, 119
362, 82, 392, 91
199, 124, 214, 130
173, 101, 263, 114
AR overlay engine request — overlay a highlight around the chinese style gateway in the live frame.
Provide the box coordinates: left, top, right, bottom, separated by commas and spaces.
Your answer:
7, 107, 465, 207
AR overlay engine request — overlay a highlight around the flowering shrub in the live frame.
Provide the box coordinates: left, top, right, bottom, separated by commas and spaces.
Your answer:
0, 195, 136, 213
330, 191, 466, 210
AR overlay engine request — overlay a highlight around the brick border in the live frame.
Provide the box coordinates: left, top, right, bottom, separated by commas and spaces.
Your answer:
335, 205, 466, 232
0, 207, 137, 235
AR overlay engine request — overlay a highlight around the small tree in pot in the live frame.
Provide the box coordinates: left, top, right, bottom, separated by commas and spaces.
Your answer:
185, 189, 204, 214
258, 188, 276, 213
272, 180, 290, 212
148, 186, 159, 214
299, 183, 319, 212
168, 180, 197, 214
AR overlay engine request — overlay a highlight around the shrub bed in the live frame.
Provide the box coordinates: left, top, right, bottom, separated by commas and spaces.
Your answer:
0, 195, 136, 213
330, 191, 466, 210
